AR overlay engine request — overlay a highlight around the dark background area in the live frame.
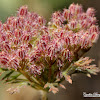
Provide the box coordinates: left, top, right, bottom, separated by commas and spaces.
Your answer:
0, 0, 100, 100
49, 0, 100, 100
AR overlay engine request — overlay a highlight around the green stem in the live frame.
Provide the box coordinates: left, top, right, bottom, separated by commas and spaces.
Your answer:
19, 69, 44, 90
40, 90, 48, 100
61, 48, 91, 83
48, 64, 52, 82
62, 64, 77, 76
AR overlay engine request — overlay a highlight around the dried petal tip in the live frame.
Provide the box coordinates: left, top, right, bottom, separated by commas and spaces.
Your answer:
49, 86, 59, 94
63, 74, 72, 84
59, 84, 66, 89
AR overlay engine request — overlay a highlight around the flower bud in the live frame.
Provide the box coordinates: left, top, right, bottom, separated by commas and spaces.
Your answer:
69, 3, 83, 14
18, 50, 26, 59
86, 8, 95, 17
37, 16, 46, 26
68, 20, 77, 29
90, 32, 99, 43
3, 43, 10, 52
89, 25, 99, 34
18, 6, 28, 16
9, 59, 19, 70
0, 57, 9, 65
80, 20, 88, 28
14, 39, 20, 45
63, 9, 72, 20
14, 29, 22, 38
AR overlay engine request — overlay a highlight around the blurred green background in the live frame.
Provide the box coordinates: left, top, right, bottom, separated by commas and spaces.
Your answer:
0, 0, 85, 22
0, 0, 100, 100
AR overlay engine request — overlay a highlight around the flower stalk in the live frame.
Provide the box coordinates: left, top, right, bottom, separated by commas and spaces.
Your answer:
40, 90, 48, 100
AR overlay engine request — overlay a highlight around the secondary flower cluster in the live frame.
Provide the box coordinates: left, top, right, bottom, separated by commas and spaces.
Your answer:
0, 4, 99, 93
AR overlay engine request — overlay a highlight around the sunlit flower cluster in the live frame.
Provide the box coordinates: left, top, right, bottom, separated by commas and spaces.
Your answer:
0, 4, 99, 94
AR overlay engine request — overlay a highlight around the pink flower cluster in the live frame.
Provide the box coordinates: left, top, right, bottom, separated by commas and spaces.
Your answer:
0, 4, 99, 78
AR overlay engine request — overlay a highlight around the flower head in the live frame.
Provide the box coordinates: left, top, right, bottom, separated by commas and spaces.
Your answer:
0, 4, 99, 94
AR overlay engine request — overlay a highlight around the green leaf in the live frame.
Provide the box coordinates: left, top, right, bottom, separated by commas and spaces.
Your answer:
1, 70, 14, 81
10, 79, 28, 84
5, 73, 21, 82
